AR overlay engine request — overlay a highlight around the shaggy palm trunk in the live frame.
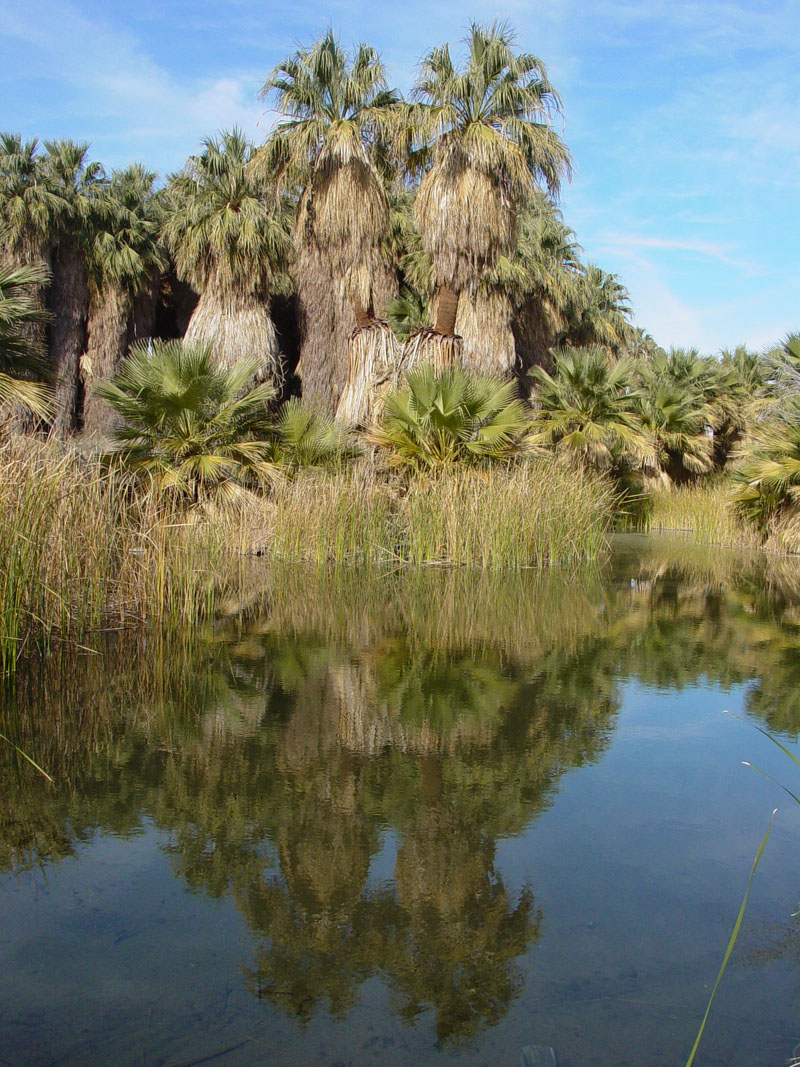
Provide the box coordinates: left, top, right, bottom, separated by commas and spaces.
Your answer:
183, 288, 283, 388
82, 284, 133, 436
512, 295, 561, 382
295, 254, 397, 415
335, 321, 402, 428
455, 288, 516, 377
47, 240, 88, 437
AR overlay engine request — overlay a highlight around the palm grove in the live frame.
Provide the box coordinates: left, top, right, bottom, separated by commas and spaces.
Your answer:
2, 23, 799, 553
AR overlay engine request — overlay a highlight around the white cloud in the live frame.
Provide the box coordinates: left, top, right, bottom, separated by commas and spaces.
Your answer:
0, 0, 263, 171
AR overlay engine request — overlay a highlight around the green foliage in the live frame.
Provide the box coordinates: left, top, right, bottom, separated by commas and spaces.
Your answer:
732, 401, 800, 529
564, 263, 634, 353
0, 133, 66, 259
89, 164, 166, 292
369, 366, 528, 469
385, 287, 431, 341
271, 398, 355, 470
97, 339, 278, 500
529, 345, 651, 469
0, 262, 53, 418
259, 28, 401, 192
163, 128, 291, 299
636, 360, 715, 480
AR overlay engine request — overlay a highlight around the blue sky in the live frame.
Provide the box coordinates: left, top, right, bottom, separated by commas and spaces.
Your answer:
2, 0, 797, 353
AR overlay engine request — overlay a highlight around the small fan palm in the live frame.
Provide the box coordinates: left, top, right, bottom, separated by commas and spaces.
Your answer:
271, 398, 355, 470
529, 346, 651, 469
368, 365, 527, 469
96, 340, 278, 500
0, 262, 53, 418
636, 377, 714, 482
732, 399, 800, 530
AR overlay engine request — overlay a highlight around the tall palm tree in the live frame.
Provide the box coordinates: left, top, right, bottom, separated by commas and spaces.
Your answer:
41, 140, 106, 435
409, 22, 571, 373
564, 263, 633, 353
257, 30, 402, 417
0, 262, 53, 419
163, 129, 292, 391
82, 164, 167, 436
0, 135, 65, 425
0, 134, 64, 270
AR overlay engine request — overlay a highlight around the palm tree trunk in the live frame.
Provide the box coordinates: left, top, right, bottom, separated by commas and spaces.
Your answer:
184, 288, 283, 387
434, 285, 459, 337
456, 288, 516, 377
353, 294, 372, 330
82, 284, 133, 436
47, 239, 88, 437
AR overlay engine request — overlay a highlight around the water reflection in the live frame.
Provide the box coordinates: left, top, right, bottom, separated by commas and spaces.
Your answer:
3, 536, 800, 1049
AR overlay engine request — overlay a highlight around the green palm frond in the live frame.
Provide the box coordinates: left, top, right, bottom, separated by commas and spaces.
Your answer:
369, 365, 527, 469
164, 128, 291, 298
96, 339, 278, 499
0, 262, 53, 418
529, 345, 651, 469
273, 398, 355, 469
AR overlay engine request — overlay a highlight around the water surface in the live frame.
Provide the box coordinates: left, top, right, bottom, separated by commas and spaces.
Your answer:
3, 535, 800, 1065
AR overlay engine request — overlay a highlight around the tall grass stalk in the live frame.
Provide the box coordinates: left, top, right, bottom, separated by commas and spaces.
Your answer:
636, 483, 761, 549
403, 462, 612, 567
0, 438, 249, 672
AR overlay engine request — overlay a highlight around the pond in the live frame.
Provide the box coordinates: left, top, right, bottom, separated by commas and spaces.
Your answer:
3, 535, 800, 1066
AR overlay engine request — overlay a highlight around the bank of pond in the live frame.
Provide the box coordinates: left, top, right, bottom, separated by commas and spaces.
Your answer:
3, 537, 800, 1064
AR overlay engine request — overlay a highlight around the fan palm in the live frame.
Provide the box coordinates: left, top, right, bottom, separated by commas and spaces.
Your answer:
635, 370, 714, 483
409, 22, 571, 373
96, 339, 277, 500
82, 164, 167, 435
368, 365, 528, 470
41, 139, 106, 434
732, 399, 800, 537
564, 264, 633, 353
529, 346, 651, 469
258, 30, 401, 413
271, 398, 355, 470
163, 129, 291, 389
0, 262, 53, 419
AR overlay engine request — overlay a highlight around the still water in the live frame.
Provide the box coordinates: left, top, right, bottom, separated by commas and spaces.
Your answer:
3, 535, 800, 1065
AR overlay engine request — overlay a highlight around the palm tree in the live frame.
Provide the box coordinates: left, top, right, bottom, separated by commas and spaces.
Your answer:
635, 368, 714, 484
0, 135, 65, 426
163, 129, 292, 391
82, 164, 167, 436
529, 346, 651, 470
564, 263, 633, 353
409, 22, 571, 374
96, 339, 277, 501
368, 365, 528, 470
41, 140, 106, 435
0, 262, 53, 419
258, 30, 401, 417
0, 134, 64, 270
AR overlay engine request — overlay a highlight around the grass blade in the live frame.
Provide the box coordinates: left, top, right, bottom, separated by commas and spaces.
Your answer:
0, 730, 53, 782
685, 809, 776, 1067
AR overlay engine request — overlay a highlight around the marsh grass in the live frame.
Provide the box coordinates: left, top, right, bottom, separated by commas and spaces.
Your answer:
0, 439, 613, 671
402, 462, 612, 567
0, 437, 253, 672
636, 482, 761, 549
267, 459, 613, 568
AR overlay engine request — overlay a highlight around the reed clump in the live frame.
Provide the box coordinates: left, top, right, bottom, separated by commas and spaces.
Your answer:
265, 459, 613, 568
0, 436, 253, 672
402, 461, 612, 566
635, 482, 761, 549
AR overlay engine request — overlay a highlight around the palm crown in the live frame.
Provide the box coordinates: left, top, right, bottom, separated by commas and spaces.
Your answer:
412, 22, 572, 293
164, 129, 291, 300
